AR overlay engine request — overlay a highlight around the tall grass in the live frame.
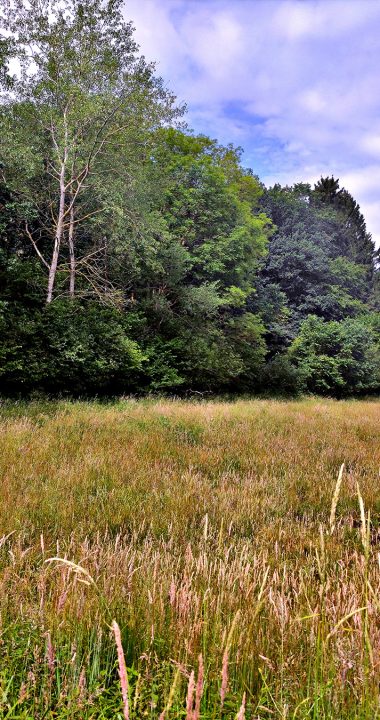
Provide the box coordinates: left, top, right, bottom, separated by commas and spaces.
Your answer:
0, 397, 379, 718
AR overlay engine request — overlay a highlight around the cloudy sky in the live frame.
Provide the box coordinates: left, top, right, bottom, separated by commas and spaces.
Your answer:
124, 0, 380, 246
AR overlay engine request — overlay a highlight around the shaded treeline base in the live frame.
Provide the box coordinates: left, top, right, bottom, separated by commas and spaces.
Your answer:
1, 398, 380, 718
0, 1, 379, 398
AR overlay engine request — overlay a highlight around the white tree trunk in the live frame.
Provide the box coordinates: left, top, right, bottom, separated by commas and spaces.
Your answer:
46, 167, 65, 303
68, 201, 75, 297
47, 117, 68, 304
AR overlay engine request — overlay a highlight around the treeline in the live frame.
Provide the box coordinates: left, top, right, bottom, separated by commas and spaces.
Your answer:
0, 0, 379, 397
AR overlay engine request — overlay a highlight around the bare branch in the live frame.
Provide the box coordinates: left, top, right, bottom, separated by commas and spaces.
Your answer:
62, 207, 106, 227
25, 222, 50, 269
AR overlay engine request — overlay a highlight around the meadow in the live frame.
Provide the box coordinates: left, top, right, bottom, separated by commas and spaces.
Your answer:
0, 397, 380, 719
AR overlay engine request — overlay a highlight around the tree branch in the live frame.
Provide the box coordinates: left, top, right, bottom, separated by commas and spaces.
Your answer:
25, 222, 50, 269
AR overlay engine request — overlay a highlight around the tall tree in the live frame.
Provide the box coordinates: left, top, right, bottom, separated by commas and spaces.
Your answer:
258, 181, 376, 350
1, 0, 181, 302
135, 130, 271, 391
312, 177, 375, 274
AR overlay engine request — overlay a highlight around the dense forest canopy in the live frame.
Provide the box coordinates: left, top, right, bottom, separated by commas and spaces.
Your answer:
0, 0, 379, 396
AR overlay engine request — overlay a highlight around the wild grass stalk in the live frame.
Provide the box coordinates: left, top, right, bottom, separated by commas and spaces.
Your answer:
329, 462, 344, 534
112, 620, 130, 720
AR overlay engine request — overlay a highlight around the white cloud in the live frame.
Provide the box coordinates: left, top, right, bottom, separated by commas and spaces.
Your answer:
338, 166, 380, 246
273, 1, 379, 40
124, 0, 380, 246
360, 134, 380, 157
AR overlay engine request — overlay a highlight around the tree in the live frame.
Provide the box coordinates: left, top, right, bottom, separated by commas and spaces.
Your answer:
0, 1, 378, 399
0, 29, 14, 89
138, 130, 271, 391
312, 177, 375, 274
1, 0, 181, 302
313, 176, 341, 205
288, 315, 380, 396
258, 182, 376, 354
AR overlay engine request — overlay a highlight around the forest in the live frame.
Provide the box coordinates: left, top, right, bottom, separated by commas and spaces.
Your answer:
1, 0, 379, 398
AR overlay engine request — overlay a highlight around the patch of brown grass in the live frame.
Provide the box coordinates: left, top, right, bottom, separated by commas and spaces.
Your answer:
0, 397, 380, 717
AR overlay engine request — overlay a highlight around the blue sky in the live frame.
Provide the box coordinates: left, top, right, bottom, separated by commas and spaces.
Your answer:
125, 0, 380, 246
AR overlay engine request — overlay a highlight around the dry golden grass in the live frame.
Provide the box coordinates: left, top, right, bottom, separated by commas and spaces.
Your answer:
0, 397, 380, 718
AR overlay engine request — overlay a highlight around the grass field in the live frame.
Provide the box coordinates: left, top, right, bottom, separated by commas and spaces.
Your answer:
0, 397, 380, 719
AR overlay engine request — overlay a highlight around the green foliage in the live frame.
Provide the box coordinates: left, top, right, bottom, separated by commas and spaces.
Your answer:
0, 0, 378, 398
259, 180, 376, 331
1, 0, 182, 304
158, 130, 269, 294
289, 315, 380, 395
0, 294, 145, 395
261, 354, 303, 395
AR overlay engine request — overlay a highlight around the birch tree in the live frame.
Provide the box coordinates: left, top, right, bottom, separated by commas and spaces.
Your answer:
0, 0, 181, 302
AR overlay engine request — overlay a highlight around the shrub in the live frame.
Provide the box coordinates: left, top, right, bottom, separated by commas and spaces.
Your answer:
289, 314, 380, 395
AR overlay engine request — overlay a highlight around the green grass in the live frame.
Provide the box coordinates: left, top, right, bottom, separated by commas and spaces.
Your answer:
0, 397, 380, 718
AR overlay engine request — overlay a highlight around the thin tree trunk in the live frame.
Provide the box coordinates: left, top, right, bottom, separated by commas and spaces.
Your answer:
68, 200, 75, 297
47, 165, 65, 303
47, 115, 68, 304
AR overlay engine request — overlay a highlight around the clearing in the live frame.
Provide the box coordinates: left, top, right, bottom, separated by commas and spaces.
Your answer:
0, 398, 379, 718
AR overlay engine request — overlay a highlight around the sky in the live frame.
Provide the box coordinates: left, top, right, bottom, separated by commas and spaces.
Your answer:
124, 0, 380, 246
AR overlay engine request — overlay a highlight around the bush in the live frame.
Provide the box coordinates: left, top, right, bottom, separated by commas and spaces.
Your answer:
0, 299, 145, 395
289, 315, 380, 396
261, 354, 303, 395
